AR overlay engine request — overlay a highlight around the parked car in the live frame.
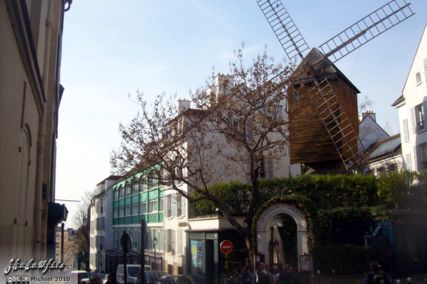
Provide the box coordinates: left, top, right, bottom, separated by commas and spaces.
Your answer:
70, 270, 90, 284
89, 272, 108, 283
116, 264, 156, 284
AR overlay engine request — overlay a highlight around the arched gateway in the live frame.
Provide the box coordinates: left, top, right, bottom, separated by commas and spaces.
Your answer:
256, 203, 309, 271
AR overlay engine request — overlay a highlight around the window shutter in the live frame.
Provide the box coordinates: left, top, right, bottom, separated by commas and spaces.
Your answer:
423, 98, 427, 129
166, 195, 172, 217
172, 194, 177, 217
414, 146, 419, 171
403, 119, 409, 143
182, 197, 186, 217
411, 108, 417, 133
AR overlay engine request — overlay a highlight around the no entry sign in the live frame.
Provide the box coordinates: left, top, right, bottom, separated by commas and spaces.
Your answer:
220, 240, 233, 255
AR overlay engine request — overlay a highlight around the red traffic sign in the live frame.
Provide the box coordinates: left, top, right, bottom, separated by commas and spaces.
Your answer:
220, 240, 233, 255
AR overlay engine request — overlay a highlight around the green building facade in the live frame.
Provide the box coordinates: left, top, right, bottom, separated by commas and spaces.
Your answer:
111, 167, 165, 253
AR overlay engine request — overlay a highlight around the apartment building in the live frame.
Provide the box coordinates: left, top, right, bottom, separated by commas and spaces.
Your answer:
393, 24, 427, 172
0, 0, 71, 270
89, 175, 120, 272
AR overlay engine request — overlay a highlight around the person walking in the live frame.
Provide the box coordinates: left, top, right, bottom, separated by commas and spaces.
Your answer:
257, 263, 272, 284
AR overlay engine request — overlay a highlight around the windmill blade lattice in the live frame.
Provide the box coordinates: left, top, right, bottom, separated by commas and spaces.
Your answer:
256, 0, 310, 63
319, 0, 415, 62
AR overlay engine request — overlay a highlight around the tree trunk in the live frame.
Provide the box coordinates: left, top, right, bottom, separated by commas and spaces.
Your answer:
244, 234, 257, 273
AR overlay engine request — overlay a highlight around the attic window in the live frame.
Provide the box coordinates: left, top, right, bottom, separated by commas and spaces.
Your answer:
416, 72, 422, 85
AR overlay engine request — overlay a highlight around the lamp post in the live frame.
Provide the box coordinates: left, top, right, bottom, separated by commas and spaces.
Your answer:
153, 237, 158, 270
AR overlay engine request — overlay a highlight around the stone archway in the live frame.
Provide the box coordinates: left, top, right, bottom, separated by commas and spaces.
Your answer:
256, 203, 309, 271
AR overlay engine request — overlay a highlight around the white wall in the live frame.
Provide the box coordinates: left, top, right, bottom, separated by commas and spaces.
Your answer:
396, 25, 427, 172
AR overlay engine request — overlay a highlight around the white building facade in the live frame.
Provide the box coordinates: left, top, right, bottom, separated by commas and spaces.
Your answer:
393, 24, 427, 172
89, 175, 121, 272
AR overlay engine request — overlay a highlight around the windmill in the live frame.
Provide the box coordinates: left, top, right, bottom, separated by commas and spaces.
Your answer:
256, 0, 414, 172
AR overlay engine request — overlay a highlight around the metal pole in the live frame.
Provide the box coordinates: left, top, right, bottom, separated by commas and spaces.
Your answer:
124, 251, 127, 284
154, 242, 156, 271
140, 219, 146, 284
61, 222, 64, 263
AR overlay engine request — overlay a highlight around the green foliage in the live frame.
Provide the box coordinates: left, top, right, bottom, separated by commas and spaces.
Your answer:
259, 174, 379, 209
377, 171, 416, 206
193, 172, 421, 214
191, 181, 251, 216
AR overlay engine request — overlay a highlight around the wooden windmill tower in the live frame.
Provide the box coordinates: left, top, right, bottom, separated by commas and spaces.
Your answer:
256, 0, 415, 172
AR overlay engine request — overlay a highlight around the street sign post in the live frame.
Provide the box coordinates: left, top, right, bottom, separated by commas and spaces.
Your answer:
220, 240, 233, 274
220, 240, 233, 255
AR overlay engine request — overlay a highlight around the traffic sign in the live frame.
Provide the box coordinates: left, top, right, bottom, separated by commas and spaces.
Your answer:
220, 240, 233, 255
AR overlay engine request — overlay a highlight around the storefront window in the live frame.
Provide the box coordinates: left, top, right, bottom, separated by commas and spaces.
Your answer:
190, 240, 205, 274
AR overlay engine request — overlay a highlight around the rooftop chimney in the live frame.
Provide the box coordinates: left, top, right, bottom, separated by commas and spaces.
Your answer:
178, 99, 191, 114
362, 111, 376, 121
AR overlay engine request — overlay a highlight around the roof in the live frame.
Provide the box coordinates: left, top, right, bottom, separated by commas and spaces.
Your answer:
365, 134, 401, 162
292, 48, 361, 94
391, 95, 405, 107
96, 175, 122, 186
399, 23, 427, 100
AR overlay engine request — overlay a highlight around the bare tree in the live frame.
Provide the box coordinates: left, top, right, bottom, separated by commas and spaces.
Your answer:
111, 48, 293, 266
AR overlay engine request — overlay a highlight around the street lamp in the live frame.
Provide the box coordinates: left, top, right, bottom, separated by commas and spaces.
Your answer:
153, 237, 158, 270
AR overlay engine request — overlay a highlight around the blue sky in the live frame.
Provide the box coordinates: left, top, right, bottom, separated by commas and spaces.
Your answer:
56, 0, 427, 227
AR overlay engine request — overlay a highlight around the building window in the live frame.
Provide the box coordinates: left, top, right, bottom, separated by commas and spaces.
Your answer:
140, 202, 147, 214
166, 195, 172, 217
132, 181, 139, 193
387, 163, 397, 172
417, 142, 427, 170
416, 72, 422, 85
159, 197, 163, 212
125, 183, 131, 196
114, 189, 118, 200
139, 177, 146, 192
125, 205, 131, 216
132, 203, 139, 215
167, 229, 175, 253
119, 186, 124, 199
113, 209, 118, 218
149, 200, 158, 213
415, 104, 425, 131
119, 207, 124, 217
176, 195, 182, 217
100, 198, 104, 213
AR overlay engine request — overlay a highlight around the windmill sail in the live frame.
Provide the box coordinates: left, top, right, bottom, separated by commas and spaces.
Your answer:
319, 0, 415, 62
256, 0, 310, 63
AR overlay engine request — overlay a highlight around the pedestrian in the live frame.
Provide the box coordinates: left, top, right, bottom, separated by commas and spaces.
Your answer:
363, 261, 391, 284
257, 263, 272, 284
239, 264, 255, 284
